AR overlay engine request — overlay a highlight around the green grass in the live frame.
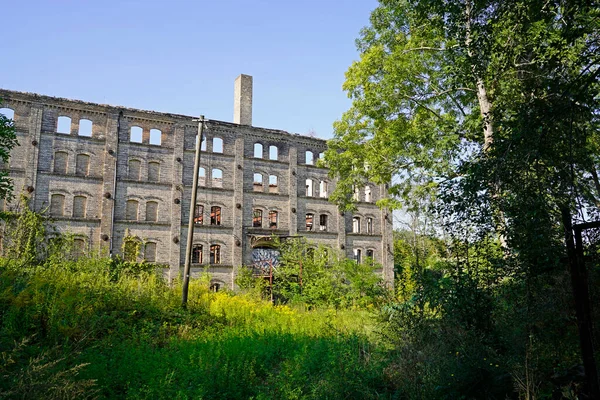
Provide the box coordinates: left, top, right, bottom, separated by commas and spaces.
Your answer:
0, 257, 396, 399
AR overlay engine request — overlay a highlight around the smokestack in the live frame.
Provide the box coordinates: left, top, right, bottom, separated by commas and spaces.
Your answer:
234, 74, 253, 126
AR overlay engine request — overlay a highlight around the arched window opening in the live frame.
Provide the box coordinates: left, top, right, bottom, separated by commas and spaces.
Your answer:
199, 167, 206, 186
210, 282, 221, 292
254, 143, 263, 158
212, 168, 223, 188
305, 151, 314, 165
269, 175, 278, 193
57, 116, 71, 134
144, 242, 157, 262
365, 186, 372, 202
210, 244, 221, 264
72, 195, 87, 218
319, 181, 328, 198
353, 249, 362, 263
253, 173, 263, 192
319, 152, 325, 160
50, 194, 65, 216
130, 126, 142, 143
253, 209, 263, 227
78, 119, 92, 137
73, 238, 85, 258
366, 249, 374, 260
194, 204, 204, 224
305, 213, 314, 231
123, 237, 141, 262
210, 206, 221, 226
353, 186, 360, 201
352, 217, 361, 233
54, 151, 68, 174
0, 108, 14, 120
149, 129, 162, 145
192, 245, 203, 264
319, 214, 328, 231
366, 217, 374, 234
128, 159, 141, 180
148, 161, 160, 182
75, 154, 90, 176
146, 201, 158, 222
126, 200, 139, 221
269, 145, 278, 160
213, 137, 223, 153
196, 135, 207, 151
305, 179, 314, 197
269, 210, 278, 228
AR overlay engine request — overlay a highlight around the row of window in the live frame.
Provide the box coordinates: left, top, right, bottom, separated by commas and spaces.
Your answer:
353, 248, 375, 264
128, 159, 161, 182
352, 216, 375, 234
53, 152, 91, 176
55, 116, 94, 137
253, 173, 279, 193
125, 200, 160, 222
354, 186, 373, 202
129, 126, 162, 145
252, 209, 279, 228
49, 194, 88, 218
193, 205, 222, 225
191, 244, 222, 264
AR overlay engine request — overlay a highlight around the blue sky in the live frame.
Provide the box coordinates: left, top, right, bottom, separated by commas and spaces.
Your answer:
1, 0, 378, 139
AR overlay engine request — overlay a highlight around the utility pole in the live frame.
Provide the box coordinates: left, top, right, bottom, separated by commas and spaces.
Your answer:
182, 115, 205, 307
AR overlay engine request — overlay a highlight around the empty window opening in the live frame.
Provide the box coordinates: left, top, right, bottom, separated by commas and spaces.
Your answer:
54, 151, 68, 174
75, 154, 90, 176
148, 161, 160, 182
194, 204, 204, 224
149, 129, 162, 145
319, 181, 328, 198
130, 126, 143, 143
57, 116, 71, 134
210, 206, 221, 226
269, 175, 278, 193
269, 210, 278, 228
253, 173, 263, 192
72, 195, 87, 218
305, 151, 314, 165
199, 167, 206, 186
253, 209, 263, 227
254, 143, 263, 158
144, 242, 157, 262
128, 159, 141, 180
50, 194, 65, 216
319, 152, 325, 160
269, 145, 278, 160
0, 108, 14, 120
213, 137, 223, 153
210, 244, 221, 264
366, 249, 374, 259
146, 201, 158, 222
73, 238, 85, 258
196, 135, 207, 151
305, 179, 314, 197
126, 200, 139, 221
78, 119, 93, 137
366, 217, 373, 234
352, 217, 361, 233
319, 214, 328, 231
212, 168, 223, 188
192, 245, 203, 264
305, 213, 314, 231
353, 249, 362, 264
353, 186, 360, 201
210, 282, 221, 292
365, 186, 372, 202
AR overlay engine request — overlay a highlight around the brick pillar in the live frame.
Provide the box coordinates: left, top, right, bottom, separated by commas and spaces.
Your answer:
288, 146, 298, 235
25, 104, 43, 206
99, 112, 120, 256
169, 124, 185, 282
232, 134, 245, 287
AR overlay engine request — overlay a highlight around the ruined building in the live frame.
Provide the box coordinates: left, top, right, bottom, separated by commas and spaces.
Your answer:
0, 75, 394, 288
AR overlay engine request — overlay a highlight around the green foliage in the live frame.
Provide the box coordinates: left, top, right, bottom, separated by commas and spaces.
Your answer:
0, 101, 18, 201
272, 236, 389, 308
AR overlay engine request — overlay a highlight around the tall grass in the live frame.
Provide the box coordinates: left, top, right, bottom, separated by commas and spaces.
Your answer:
0, 257, 396, 399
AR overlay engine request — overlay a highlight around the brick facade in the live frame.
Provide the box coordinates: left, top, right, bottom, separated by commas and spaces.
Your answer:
0, 82, 394, 289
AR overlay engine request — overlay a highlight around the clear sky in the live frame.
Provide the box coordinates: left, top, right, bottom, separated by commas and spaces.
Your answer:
1, 0, 378, 140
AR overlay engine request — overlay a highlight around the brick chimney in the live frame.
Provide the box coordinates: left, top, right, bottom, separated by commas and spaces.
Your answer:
234, 74, 253, 126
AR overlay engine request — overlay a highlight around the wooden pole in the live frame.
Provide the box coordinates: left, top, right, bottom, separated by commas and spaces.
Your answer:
182, 116, 205, 307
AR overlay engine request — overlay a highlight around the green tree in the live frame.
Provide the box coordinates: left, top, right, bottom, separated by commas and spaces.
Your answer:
0, 103, 18, 201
